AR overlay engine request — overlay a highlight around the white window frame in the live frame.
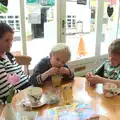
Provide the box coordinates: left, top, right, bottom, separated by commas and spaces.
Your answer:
19, 0, 27, 55
19, 0, 120, 76
19, 0, 61, 55
60, 0, 120, 76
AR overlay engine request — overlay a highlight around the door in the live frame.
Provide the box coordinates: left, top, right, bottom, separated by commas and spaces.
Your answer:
60, 0, 98, 76
60, 0, 120, 76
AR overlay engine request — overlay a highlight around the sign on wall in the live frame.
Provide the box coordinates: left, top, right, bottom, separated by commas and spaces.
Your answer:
77, 0, 87, 5
40, 0, 55, 6
27, 0, 39, 4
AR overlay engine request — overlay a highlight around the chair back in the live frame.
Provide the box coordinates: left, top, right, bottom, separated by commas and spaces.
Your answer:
15, 55, 32, 75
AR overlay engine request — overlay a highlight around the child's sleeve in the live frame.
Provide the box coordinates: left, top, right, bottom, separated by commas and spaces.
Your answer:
116, 70, 120, 80
30, 60, 49, 86
62, 64, 74, 81
92, 62, 105, 77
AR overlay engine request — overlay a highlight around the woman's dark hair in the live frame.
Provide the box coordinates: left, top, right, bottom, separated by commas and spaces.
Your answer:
0, 22, 14, 39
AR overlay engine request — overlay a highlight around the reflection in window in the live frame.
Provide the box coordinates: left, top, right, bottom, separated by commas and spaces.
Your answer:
16, 27, 20, 30
8, 20, 14, 23
0, 20, 6, 23
8, 16, 14, 19
67, 15, 71, 18
9, 24, 14, 27
0, 16, 6, 19
15, 16, 19, 18
16, 20, 19, 23
72, 15, 76, 18
16, 24, 19, 26
66, 15, 76, 28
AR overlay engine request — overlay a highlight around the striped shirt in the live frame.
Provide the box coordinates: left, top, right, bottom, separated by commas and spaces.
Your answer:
0, 52, 29, 99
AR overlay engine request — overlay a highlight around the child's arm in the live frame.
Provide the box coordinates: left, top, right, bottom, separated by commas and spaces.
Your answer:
30, 60, 59, 86
92, 61, 105, 76
30, 60, 50, 86
41, 67, 59, 81
59, 64, 74, 81
86, 61, 106, 80
87, 74, 120, 88
97, 77, 120, 88
102, 73, 120, 88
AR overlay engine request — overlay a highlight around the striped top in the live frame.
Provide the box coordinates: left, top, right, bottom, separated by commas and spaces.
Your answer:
0, 52, 29, 99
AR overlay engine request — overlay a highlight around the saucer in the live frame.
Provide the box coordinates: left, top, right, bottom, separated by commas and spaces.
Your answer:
22, 94, 47, 108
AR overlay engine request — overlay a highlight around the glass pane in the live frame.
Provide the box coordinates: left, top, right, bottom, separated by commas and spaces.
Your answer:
100, 0, 117, 55
25, 1, 57, 68
117, 17, 120, 38
65, 0, 97, 61
0, 0, 22, 55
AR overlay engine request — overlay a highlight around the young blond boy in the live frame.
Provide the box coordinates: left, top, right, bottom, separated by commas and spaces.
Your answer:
30, 43, 74, 86
86, 39, 120, 87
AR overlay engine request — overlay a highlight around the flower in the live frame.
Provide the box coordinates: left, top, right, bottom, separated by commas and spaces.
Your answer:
7, 74, 20, 85
7, 74, 20, 103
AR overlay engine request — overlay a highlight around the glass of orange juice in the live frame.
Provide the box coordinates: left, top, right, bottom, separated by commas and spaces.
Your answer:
52, 75, 63, 87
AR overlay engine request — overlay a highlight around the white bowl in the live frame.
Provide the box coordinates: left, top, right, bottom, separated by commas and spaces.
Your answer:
103, 83, 117, 98
27, 87, 42, 105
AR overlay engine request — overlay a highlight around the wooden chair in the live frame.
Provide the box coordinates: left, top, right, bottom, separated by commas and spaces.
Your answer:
14, 55, 32, 75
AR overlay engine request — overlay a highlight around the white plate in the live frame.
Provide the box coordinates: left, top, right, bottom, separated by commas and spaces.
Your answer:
16, 111, 38, 120
22, 94, 47, 108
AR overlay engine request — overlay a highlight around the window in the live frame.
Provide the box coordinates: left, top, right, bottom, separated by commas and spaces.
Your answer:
8, 16, 14, 19
0, 16, 6, 19
25, 2, 58, 69
8, 20, 14, 23
3, 0, 22, 56
66, 15, 76, 28
65, 1, 97, 61
100, 0, 118, 55
15, 16, 19, 18
16, 20, 19, 23
7, 0, 120, 73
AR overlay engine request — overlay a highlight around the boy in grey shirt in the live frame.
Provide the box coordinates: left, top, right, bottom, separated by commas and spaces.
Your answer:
30, 43, 74, 86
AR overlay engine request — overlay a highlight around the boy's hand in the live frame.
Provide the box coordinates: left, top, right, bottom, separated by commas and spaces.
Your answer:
59, 67, 70, 75
85, 72, 94, 79
48, 67, 59, 76
87, 75, 102, 84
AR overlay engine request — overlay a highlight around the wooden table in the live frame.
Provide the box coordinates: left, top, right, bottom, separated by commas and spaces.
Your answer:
1, 77, 120, 120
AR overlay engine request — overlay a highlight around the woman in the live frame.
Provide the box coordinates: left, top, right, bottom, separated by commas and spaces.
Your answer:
0, 22, 31, 103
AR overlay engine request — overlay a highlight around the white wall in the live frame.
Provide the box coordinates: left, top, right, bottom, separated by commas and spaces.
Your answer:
7, 0, 20, 15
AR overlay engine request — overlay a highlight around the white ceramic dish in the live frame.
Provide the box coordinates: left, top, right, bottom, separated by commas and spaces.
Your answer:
27, 87, 43, 105
103, 83, 118, 98
22, 94, 47, 108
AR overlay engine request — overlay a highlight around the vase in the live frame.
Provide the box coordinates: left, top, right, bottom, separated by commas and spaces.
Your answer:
5, 103, 16, 120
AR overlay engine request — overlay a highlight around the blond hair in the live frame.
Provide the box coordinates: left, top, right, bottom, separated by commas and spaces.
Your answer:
50, 43, 71, 61
108, 39, 120, 55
